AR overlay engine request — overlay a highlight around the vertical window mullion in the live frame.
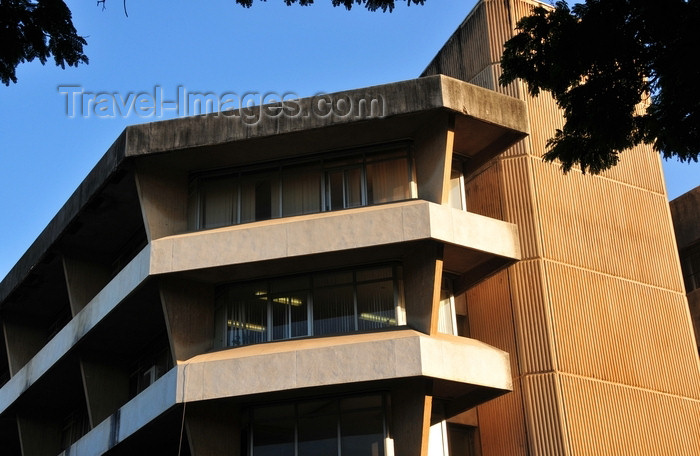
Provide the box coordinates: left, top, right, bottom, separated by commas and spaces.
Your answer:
337, 408, 342, 456
266, 283, 272, 343
352, 272, 359, 331
294, 404, 299, 456
342, 169, 348, 209
197, 179, 205, 229
236, 174, 242, 224
361, 156, 368, 207
278, 166, 283, 219
308, 285, 314, 337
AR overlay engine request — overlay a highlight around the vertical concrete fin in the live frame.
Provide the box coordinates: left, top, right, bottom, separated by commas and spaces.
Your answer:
413, 112, 455, 205
160, 277, 216, 363
134, 162, 189, 242
403, 242, 444, 335
62, 255, 111, 317
391, 381, 433, 456
80, 359, 130, 428
2, 318, 45, 376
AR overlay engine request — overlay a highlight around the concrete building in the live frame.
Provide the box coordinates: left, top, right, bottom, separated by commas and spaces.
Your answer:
670, 185, 700, 354
0, 1, 698, 455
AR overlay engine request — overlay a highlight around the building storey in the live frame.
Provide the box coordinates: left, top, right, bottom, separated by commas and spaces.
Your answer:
1, 1, 699, 455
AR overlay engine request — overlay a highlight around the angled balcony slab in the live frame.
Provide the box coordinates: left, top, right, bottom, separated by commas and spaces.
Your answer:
149, 200, 520, 279
59, 330, 510, 456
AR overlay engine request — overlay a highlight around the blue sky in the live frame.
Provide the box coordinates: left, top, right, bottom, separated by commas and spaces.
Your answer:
0, 0, 698, 279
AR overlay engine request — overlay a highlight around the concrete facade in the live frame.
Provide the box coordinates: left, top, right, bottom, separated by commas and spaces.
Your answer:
1, 2, 698, 455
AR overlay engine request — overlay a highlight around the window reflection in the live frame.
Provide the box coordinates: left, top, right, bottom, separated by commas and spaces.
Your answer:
215, 265, 402, 348
247, 395, 387, 456
190, 144, 413, 230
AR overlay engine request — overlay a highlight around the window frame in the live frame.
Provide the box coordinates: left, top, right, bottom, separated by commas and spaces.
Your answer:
243, 393, 391, 456
189, 142, 416, 231
214, 264, 406, 349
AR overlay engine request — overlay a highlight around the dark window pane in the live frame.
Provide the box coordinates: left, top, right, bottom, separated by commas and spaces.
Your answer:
298, 414, 338, 456
340, 409, 384, 456
241, 172, 280, 223
340, 395, 382, 412
345, 167, 363, 208
356, 280, 396, 330
252, 419, 295, 456
327, 171, 345, 211
366, 158, 409, 205
447, 424, 478, 456
223, 283, 268, 347
313, 285, 355, 336
271, 291, 308, 339
314, 270, 353, 288
283, 165, 321, 217
254, 404, 295, 421
201, 176, 237, 229
355, 267, 392, 283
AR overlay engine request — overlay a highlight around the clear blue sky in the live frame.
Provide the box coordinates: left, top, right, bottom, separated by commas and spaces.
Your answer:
0, 0, 698, 280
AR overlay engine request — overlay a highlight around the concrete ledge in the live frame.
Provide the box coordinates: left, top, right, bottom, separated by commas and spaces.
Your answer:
126, 75, 528, 157
179, 330, 511, 402
59, 330, 510, 456
0, 247, 151, 415
149, 200, 521, 275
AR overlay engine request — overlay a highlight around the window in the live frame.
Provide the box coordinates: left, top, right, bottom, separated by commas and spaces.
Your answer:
214, 265, 404, 348
447, 158, 466, 211
438, 276, 458, 335
129, 345, 173, 397
681, 242, 700, 293
189, 144, 414, 230
447, 424, 480, 456
60, 409, 90, 450
244, 394, 389, 456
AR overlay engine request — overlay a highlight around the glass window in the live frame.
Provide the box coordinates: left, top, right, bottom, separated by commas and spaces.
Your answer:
282, 164, 322, 217
366, 157, 410, 205
247, 395, 387, 456
252, 404, 296, 456
438, 277, 457, 335
189, 144, 413, 230
201, 175, 237, 229
215, 265, 401, 348
447, 160, 466, 210
681, 242, 700, 292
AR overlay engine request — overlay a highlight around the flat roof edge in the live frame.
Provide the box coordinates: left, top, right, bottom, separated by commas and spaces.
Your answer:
123, 75, 528, 157
0, 131, 128, 303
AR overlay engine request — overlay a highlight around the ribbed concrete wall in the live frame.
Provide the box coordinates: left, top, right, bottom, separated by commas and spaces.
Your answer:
426, 0, 700, 454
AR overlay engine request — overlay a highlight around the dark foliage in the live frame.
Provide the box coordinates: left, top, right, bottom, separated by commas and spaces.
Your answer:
0, 0, 88, 85
1, 0, 421, 85
233, 0, 425, 12
500, 0, 700, 173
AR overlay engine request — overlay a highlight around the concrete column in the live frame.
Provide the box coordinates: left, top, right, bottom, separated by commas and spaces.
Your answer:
392, 381, 433, 456
80, 359, 130, 428
160, 277, 216, 362
403, 242, 444, 335
186, 401, 241, 456
17, 416, 61, 456
62, 255, 111, 317
134, 162, 189, 241
413, 112, 455, 205
3, 317, 45, 376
